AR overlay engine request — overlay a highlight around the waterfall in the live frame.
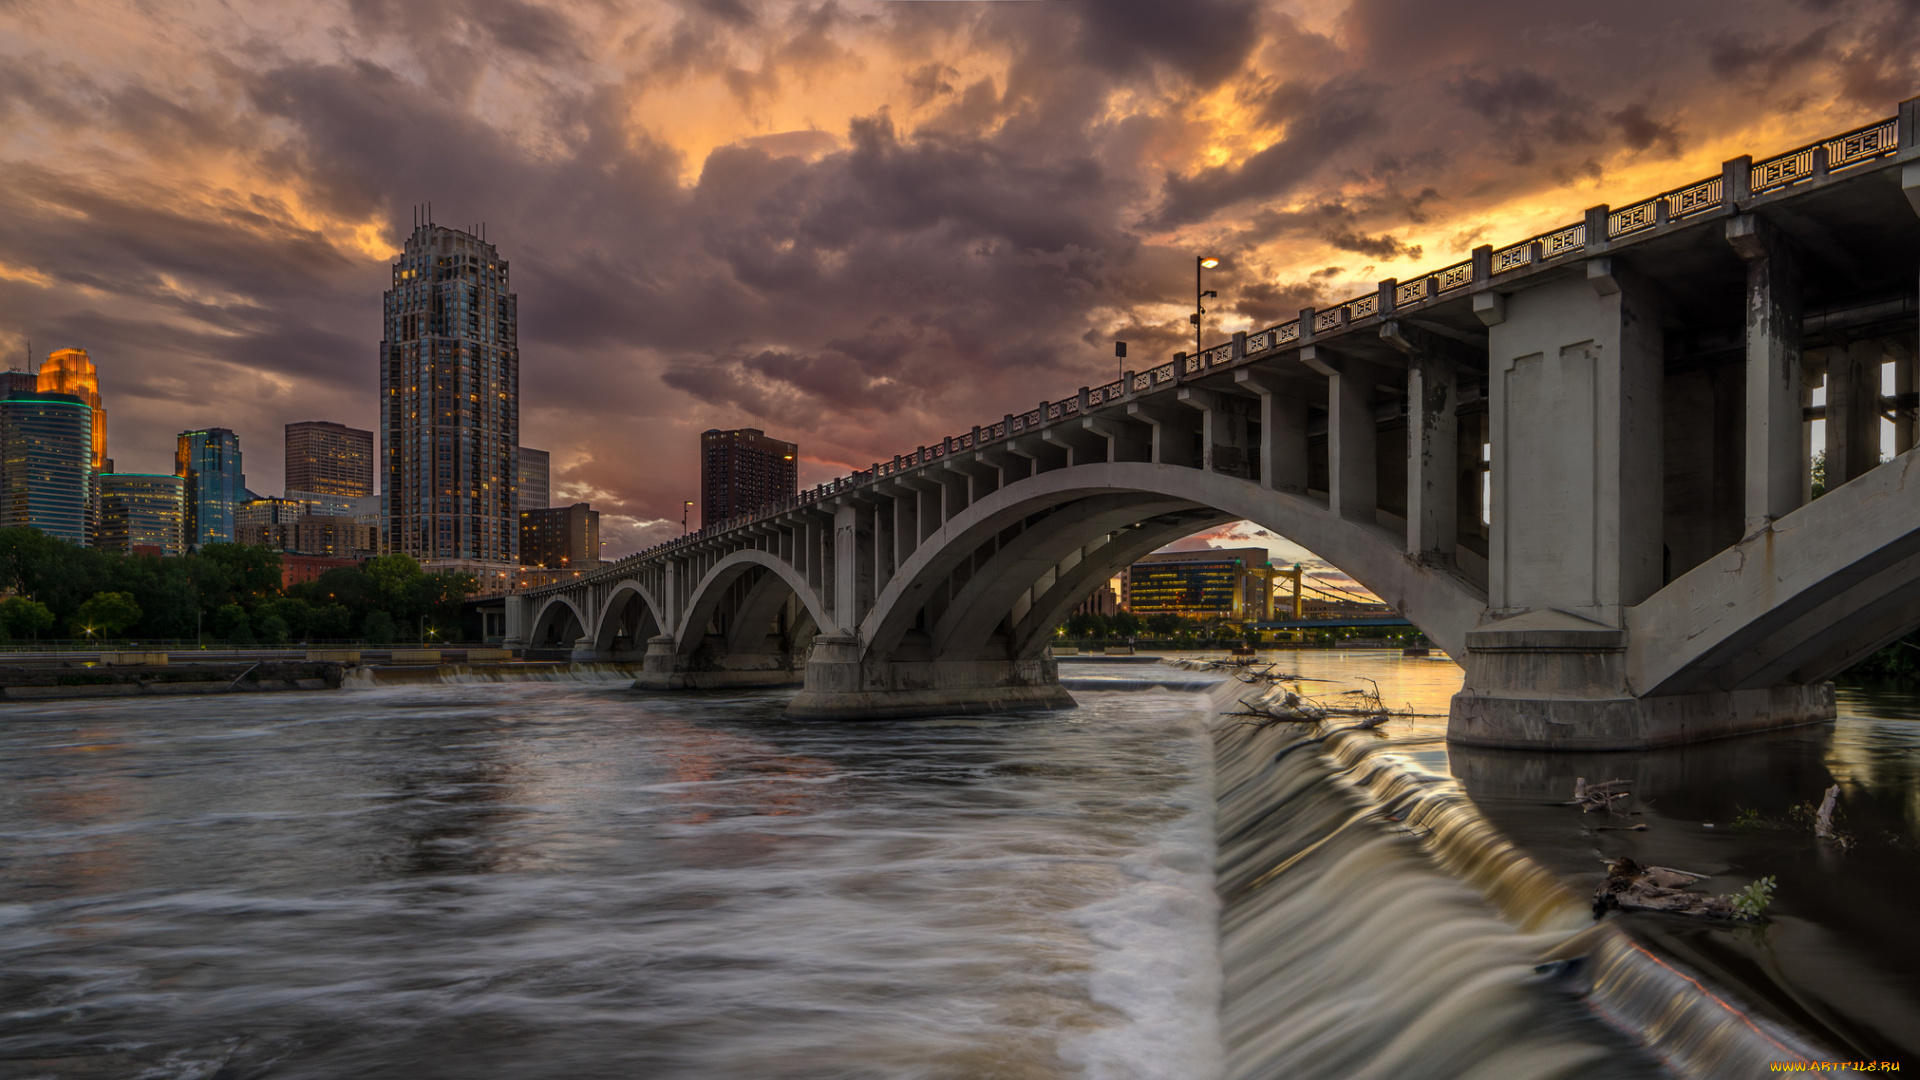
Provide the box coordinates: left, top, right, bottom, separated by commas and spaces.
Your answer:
1212, 679, 1831, 1079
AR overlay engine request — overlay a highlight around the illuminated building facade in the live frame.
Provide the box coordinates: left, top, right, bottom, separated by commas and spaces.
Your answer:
520, 502, 599, 569
381, 221, 518, 589
236, 495, 303, 548
517, 446, 549, 513
700, 428, 797, 526
286, 421, 374, 498
37, 347, 106, 472
176, 428, 245, 549
1122, 547, 1272, 621
99, 473, 185, 556
0, 391, 94, 543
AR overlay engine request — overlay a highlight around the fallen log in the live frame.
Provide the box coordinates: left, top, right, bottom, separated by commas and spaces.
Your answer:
1591, 857, 1738, 920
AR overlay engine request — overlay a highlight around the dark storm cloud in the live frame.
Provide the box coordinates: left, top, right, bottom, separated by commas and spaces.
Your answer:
1073, 0, 1262, 86
2, 0, 1916, 550
1151, 79, 1386, 227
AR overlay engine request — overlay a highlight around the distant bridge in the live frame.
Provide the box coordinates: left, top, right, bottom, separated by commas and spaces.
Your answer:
511, 98, 1920, 749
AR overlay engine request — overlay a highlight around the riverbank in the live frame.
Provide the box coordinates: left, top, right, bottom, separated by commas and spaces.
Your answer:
0, 660, 347, 699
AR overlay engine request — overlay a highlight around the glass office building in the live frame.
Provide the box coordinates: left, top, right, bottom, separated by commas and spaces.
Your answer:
99, 473, 186, 556
1122, 547, 1273, 621
0, 391, 94, 544
175, 428, 245, 549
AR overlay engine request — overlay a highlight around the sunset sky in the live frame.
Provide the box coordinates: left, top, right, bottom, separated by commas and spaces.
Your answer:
1, 0, 1914, 558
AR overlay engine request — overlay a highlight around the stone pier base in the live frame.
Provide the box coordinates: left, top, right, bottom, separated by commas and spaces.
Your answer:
1448, 684, 1835, 750
1448, 610, 1837, 750
784, 635, 1075, 720
630, 635, 802, 690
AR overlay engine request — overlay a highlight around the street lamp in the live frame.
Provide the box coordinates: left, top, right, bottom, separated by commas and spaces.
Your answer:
682, 500, 694, 535
1194, 256, 1220, 358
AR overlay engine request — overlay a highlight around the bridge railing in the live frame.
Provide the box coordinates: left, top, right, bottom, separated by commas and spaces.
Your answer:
526, 107, 1913, 596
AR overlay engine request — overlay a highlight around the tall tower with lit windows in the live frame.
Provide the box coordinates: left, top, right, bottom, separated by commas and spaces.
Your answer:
380, 217, 518, 589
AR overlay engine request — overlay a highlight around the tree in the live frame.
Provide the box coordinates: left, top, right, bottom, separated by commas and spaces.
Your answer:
1145, 612, 1184, 636
290, 566, 373, 619
197, 544, 282, 607
255, 597, 313, 640
362, 610, 397, 645
0, 526, 65, 597
69, 591, 142, 639
365, 553, 424, 613
185, 556, 237, 613
0, 597, 55, 640
254, 612, 290, 646
308, 602, 352, 641
209, 602, 253, 644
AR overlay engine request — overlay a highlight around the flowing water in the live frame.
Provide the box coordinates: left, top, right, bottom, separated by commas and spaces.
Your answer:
0, 671, 1222, 1079
0, 655, 1914, 1078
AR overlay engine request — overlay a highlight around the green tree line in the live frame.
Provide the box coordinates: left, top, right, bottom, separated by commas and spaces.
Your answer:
0, 528, 477, 646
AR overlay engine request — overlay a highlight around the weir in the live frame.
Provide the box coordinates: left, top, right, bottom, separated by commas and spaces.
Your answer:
1207, 678, 1833, 1077
511, 97, 1920, 748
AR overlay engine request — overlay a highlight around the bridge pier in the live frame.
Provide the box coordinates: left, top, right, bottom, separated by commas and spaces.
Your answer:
785, 634, 1073, 720
1452, 249, 1837, 749
1447, 612, 1834, 749
631, 634, 803, 690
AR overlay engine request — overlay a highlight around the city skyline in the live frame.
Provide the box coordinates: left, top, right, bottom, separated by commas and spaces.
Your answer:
1, 1, 1916, 560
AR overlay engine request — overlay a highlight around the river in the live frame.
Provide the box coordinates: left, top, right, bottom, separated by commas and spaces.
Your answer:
0, 656, 1913, 1077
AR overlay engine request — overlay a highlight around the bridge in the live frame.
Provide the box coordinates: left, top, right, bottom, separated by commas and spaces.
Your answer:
509, 96, 1920, 749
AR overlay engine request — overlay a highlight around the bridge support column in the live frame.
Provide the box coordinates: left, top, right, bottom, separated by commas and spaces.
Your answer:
503, 594, 529, 647
786, 634, 1074, 720
1453, 264, 1833, 748
1827, 339, 1883, 484
1728, 214, 1806, 531
1404, 352, 1457, 557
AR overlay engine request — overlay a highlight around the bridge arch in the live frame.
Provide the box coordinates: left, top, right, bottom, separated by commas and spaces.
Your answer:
528, 594, 589, 648
677, 549, 832, 657
591, 579, 667, 657
860, 461, 1487, 664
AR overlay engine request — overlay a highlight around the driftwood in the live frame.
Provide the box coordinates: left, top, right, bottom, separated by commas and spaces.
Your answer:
1569, 777, 1632, 814
1814, 784, 1840, 842
1229, 678, 1395, 729
1591, 857, 1737, 920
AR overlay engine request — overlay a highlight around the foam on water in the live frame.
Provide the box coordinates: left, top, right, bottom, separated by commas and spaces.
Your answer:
1060, 702, 1224, 1080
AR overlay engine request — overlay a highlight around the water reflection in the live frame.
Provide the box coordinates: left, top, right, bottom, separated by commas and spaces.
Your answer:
1450, 691, 1920, 1062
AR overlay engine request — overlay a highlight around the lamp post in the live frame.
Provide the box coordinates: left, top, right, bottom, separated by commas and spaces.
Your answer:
682, 501, 694, 535
1194, 256, 1220, 358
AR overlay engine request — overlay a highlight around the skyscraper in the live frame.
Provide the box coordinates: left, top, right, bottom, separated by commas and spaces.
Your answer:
517, 446, 549, 514
286, 420, 374, 498
700, 428, 797, 527
0, 391, 93, 543
37, 347, 106, 473
99, 473, 185, 556
176, 428, 244, 549
381, 221, 518, 584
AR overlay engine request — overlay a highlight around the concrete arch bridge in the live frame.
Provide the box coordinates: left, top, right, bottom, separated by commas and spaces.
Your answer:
512, 98, 1920, 750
